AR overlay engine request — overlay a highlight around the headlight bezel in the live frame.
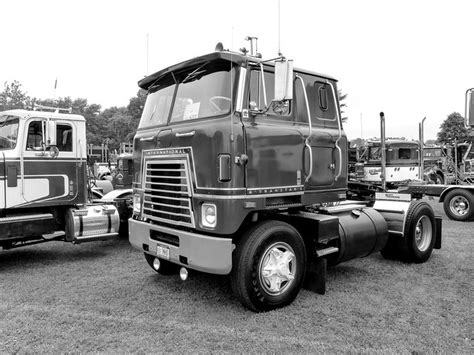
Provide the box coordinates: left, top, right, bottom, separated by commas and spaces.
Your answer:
201, 202, 217, 228
133, 191, 143, 215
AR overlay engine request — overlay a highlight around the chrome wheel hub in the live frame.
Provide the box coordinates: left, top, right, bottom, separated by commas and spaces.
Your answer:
450, 196, 469, 216
414, 215, 432, 252
259, 242, 296, 295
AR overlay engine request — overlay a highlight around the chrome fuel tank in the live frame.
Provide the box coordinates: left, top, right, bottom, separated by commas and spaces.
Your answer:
65, 204, 119, 243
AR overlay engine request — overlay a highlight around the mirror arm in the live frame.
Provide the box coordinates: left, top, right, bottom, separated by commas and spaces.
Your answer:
259, 63, 268, 109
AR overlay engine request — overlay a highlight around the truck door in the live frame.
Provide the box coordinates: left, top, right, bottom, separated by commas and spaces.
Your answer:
243, 66, 306, 192
293, 74, 348, 195
5, 118, 76, 208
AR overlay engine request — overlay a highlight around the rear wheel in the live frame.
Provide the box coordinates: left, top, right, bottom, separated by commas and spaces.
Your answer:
443, 189, 474, 221
144, 253, 179, 275
230, 220, 306, 312
381, 201, 435, 263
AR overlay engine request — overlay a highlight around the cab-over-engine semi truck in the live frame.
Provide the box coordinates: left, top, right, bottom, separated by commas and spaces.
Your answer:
129, 45, 442, 312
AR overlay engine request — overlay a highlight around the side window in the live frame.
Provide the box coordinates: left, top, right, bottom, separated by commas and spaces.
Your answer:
313, 81, 337, 122
249, 68, 290, 117
56, 124, 73, 151
26, 121, 44, 150
398, 148, 411, 160
249, 69, 273, 110
294, 74, 338, 127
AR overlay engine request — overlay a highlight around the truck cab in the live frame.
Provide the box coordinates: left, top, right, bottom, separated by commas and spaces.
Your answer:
0, 109, 87, 209
130, 51, 346, 236
358, 139, 421, 187
0, 109, 120, 249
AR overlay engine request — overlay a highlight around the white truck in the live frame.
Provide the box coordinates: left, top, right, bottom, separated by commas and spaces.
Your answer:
0, 108, 120, 250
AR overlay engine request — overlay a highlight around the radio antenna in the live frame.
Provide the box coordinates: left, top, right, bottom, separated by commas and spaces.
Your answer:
146, 33, 149, 75
278, 0, 282, 56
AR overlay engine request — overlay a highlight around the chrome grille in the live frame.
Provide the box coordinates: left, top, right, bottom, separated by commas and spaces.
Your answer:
143, 158, 194, 227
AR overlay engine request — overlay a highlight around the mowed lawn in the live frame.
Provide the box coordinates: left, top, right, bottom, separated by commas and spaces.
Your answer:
0, 199, 472, 353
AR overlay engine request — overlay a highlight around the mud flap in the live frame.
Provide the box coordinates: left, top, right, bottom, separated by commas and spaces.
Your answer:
434, 216, 442, 249
303, 257, 327, 295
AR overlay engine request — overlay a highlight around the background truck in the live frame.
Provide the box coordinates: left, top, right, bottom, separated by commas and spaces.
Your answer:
0, 108, 120, 250
400, 89, 474, 221
356, 139, 421, 187
128, 41, 442, 312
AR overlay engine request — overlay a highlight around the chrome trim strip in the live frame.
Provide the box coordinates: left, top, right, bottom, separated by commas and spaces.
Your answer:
196, 187, 246, 191
194, 191, 304, 200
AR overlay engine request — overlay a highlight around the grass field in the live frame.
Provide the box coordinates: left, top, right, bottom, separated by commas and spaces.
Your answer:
0, 199, 472, 353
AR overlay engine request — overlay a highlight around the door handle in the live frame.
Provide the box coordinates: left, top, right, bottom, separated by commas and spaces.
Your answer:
140, 136, 155, 142
304, 139, 313, 183
334, 143, 343, 181
175, 131, 195, 138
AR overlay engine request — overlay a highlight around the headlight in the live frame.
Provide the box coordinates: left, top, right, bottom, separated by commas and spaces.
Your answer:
201, 203, 217, 228
133, 193, 142, 214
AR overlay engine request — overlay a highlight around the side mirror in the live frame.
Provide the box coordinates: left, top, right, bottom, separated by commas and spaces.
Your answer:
274, 59, 293, 101
46, 120, 57, 146
465, 88, 474, 128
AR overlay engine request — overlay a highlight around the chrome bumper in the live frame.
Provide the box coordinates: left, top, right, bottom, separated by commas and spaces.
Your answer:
128, 219, 233, 275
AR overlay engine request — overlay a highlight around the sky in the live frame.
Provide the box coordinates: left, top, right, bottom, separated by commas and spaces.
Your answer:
1, 0, 473, 141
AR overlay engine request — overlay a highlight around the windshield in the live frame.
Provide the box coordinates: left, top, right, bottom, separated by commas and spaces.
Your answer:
424, 148, 442, 158
139, 60, 236, 129
0, 115, 19, 149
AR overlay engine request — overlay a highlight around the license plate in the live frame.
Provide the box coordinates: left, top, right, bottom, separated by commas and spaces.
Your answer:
156, 244, 170, 260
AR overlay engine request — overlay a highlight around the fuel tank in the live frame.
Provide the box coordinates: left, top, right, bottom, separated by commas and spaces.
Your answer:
331, 207, 388, 264
65, 204, 120, 243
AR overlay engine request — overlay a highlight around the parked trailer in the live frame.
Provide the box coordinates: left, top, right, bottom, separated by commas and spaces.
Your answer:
401, 179, 474, 222
128, 41, 442, 312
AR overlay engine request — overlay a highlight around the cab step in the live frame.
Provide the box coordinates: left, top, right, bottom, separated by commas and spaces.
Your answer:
316, 246, 339, 257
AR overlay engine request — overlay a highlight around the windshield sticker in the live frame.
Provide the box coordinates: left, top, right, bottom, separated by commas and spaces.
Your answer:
183, 102, 200, 120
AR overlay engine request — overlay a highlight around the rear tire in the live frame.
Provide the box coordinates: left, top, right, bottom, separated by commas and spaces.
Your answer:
443, 189, 474, 221
230, 220, 306, 312
381, 201, 435, 263
144, 253, 179, 275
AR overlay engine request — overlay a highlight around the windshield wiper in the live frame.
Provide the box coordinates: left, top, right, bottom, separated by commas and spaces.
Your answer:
182, 61, 210, 84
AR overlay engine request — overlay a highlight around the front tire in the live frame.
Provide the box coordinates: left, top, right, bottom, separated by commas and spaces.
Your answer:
230, 220, 306, 312
443, 189, 474, 221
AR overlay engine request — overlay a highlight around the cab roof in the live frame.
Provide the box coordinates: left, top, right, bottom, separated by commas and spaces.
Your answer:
0, 109, 85, 122
138, 51, 337, 90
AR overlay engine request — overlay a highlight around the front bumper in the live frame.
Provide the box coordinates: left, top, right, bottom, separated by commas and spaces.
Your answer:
129, 219, 233, 275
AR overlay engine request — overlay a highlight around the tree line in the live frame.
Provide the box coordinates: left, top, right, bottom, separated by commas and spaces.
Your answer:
0, 80, 146, 151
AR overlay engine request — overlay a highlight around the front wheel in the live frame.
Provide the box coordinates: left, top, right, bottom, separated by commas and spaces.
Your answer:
230, 220, 306, 312
443, 189, 474, 221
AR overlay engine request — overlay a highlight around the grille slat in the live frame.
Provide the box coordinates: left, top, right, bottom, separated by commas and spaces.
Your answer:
144, 200, 189, 210
143, 158, 194, 227
146, 174, 186, 180
144, 193, 189, 203
144, 186, 189, 196
145, 181, 188, 188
